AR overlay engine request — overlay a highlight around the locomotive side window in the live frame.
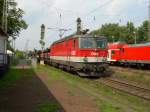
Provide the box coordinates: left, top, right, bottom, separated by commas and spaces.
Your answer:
73, 39, 76, 48
96, 39, 107, 49
80, 38, 94, 48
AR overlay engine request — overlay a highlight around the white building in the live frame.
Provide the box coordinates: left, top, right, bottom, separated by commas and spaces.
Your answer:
0, 28, 8, 73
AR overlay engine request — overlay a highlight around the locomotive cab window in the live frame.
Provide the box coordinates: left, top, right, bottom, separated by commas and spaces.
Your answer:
111, 50, 115, 55
96, 39, 107, 48
79, 37, 107, 49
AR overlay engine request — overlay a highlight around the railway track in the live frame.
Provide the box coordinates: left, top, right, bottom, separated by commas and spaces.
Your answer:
109, 66, 150, 75
97, 78, 150, 100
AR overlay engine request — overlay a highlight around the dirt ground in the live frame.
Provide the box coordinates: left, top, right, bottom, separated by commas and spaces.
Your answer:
37, 72, 99, 112
0, 64, 99, 112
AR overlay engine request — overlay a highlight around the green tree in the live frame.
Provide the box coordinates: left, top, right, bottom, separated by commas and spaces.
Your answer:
119, 25, 128, 42
90, 21, 141, 44
126, 21, 136, 43
100, 23, 121, 42
0, 0, 28, 38
91, 23, 126, 42
137, 21, 149, 43
15, 50, 25, 59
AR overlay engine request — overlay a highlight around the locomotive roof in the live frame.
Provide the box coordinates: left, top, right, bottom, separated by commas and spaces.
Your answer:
128, 42, 150, 47
51, 34, 106, 46
108, 42, 127, 49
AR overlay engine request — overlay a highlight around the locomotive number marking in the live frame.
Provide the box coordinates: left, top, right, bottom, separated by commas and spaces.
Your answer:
71, 51, 76, 56
91, 52, 99, 56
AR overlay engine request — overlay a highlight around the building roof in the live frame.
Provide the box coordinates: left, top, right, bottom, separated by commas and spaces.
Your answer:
0, 27, 9, 38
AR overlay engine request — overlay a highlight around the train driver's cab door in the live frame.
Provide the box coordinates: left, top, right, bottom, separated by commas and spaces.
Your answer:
71, 39, 77, 56
107, 49, 112, 61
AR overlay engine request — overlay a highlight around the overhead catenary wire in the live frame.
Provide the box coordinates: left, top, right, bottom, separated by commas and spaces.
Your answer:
40, 0, 84, 17
66, 0, 149, 31
41, 0, 148, 28
40, 0, 115, 28
63, 0, 115, 34
41, 0, 148, 39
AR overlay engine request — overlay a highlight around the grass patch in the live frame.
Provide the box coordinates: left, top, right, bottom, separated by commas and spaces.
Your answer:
97, 100, 121, 112
11, 58, 19, 66
0, 68, 33, 89
36, 65, 150, 112
112, 70, 150, 88
34, 102, 62, 112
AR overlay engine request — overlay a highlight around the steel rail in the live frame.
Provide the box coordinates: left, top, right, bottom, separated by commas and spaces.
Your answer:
97, 78, 150, 101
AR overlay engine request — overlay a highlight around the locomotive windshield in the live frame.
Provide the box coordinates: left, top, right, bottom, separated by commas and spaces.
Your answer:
79, 37, 107, 49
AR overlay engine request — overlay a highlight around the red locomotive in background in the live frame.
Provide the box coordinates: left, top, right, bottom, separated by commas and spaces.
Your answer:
40, 34, 108, 76
107, 42, 128, 63
107, 42, 150, 67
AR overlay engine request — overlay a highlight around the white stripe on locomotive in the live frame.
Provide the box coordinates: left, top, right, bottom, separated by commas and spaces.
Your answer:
50, 56, 106, 62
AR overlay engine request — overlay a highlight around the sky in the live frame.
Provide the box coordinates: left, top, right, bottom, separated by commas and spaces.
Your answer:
15, 0, 149, 51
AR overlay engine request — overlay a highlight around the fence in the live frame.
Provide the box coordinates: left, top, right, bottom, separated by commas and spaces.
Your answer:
0, 53, 10, 74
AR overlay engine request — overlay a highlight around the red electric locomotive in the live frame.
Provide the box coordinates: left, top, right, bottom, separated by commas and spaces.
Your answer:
107, 42, 150, 67
107, 42, 127, 64
49, 34, 108, 76
120, 43, 150, 66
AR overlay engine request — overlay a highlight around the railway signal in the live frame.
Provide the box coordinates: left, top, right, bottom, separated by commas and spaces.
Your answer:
40, 24, 45, 51
76, 17, 82, 35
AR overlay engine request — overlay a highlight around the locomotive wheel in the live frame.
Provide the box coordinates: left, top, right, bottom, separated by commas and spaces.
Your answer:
137, 63, 142, 69
77, 71, 101, 77
66, 66, 71, 71
77, 72, 89, 77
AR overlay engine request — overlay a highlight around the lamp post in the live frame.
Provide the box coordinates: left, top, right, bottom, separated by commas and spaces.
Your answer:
134, 32, 137, 44
148, 0, 150, 41
13, 37, 16, 51
2, 0, 17, 32
2, 0, 7, 32
112, 36, 114, 43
